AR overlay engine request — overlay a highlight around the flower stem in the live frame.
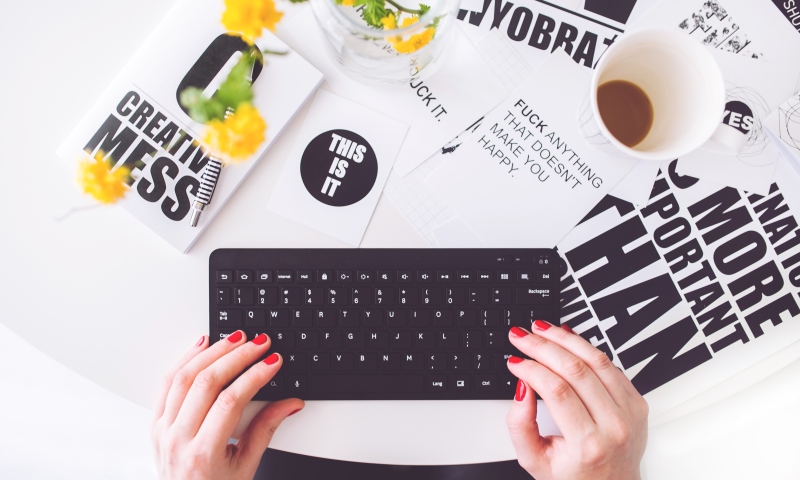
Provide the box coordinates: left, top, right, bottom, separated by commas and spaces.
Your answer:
385, 0, 423, 15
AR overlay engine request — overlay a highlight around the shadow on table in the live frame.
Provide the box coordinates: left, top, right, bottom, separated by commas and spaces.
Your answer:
255, 449, 532, 480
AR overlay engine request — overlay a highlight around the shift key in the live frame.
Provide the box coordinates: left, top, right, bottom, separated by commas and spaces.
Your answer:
516, 287, 552, 305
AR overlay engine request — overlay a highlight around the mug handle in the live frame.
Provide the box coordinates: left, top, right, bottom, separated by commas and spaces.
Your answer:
700, 122, 749, 156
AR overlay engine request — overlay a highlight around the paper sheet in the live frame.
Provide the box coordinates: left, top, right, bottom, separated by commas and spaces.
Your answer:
280, 9, 508, 179
268, 90, 408, 246
425, 53, 638, 248
608, 160, 662, 207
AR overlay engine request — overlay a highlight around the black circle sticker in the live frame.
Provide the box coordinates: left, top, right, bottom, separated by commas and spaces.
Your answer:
300, 129, 378, 207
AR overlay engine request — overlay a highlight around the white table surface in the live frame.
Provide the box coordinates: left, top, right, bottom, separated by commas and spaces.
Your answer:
1, 0, 800, 474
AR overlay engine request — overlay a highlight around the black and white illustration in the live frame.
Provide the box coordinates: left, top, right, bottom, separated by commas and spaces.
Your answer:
776, 93, 800, 154
677, 1, 763, 58
268, 90, 408, 246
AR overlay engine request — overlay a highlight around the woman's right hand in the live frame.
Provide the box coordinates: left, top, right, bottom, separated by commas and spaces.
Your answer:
151, 331, 303, 480
505, 322, 649, 480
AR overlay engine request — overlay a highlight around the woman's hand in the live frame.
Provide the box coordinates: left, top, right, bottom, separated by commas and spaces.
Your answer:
505, 322, 648, 480
151, 331, 303, 480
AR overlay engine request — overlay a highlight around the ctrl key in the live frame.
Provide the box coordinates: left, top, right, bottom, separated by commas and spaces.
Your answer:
427, 375, 448, 393
474, 374, 497, 392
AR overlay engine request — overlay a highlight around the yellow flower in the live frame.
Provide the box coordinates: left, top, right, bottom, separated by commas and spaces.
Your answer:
77, 154, 129, 204
203, 103, 267, 163
382, 15, 436, 54
380, 12, 398, 30
341, 0, 355, 6
222, 0, 283, 44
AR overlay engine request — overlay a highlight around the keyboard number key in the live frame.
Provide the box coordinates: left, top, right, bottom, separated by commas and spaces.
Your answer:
445, 287, 465, 305
258, 288, 277, 306
398, 287, 418, 306
327, 287, 349, 306
375, 288, 395, 306
352, 287, 372, 306
235, 287, 254, 306
280, 287, 301, 306
305, 287, 324, 306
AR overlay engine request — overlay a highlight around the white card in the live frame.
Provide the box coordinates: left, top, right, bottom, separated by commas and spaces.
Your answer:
280, 9, 508, 178
268, 90, 408, 246
425, 53, 638, 248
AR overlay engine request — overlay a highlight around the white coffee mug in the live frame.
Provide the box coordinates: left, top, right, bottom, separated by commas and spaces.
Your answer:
579, 28, 734, 162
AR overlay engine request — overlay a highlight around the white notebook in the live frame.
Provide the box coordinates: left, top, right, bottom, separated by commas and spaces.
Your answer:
57, 0, 322, 252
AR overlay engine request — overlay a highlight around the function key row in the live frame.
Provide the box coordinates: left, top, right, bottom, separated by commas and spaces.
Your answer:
217, 269, 553, 284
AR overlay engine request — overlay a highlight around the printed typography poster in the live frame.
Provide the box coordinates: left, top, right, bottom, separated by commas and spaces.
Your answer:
557, 159, 800, 416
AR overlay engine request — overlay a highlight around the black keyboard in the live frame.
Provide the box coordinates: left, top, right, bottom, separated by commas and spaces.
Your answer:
209, 249, 560, 400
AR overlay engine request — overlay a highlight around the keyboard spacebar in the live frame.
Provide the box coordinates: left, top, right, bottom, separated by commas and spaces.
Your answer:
312, 375, 424, 393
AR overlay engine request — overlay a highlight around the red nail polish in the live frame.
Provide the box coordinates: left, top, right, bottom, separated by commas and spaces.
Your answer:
510, 326, 529, 338
195, 336, 205, 347
288, 408, 302, 416
264, 353, 280, 365
252, 333, 268, 345
226, 330, 243, 343
533, 320, 551, 331
561, 324, 575, 334
515, 379, 526, 402
508, 355, 524, 364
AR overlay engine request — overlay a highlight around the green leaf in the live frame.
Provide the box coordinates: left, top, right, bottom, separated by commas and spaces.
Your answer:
287, 0, 308, 3
179, 87, 226, 123
360, 0, 389, 28
419, 3, 430, 15
214, 52, 257, 110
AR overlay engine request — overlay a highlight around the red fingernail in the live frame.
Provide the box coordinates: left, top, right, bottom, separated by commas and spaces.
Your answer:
508, 355, 524, 364
515, 379, 526, 402
264, 353, 280, 365
252, 333, 268, 345
510, 326, 529, 338
561, 324, 575, 334
195, 336, 205, 347
288, 408, 302, 416
533, 320, 551, 331
227, 330, 243, 343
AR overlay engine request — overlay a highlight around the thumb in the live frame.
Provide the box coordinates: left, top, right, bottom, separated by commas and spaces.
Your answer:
506, 379, 550, 478
237, 398, 304, 469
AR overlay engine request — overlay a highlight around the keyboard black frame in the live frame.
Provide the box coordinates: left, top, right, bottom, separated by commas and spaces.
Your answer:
209, 248, 561, 401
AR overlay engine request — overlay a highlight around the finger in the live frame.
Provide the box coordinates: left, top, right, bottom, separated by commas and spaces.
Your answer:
172, 333, 272, 437
161, 330, 249, 426
507, 356, 595, 439
154, 335, 207, 420
509, 326, 620, 423
236, 398, 304, 473
531, 321, 641, 408
506, 379, 550, 477
196, 351, 284, 447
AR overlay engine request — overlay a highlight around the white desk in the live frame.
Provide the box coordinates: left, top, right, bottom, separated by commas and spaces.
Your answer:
1, 0, 799, 473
